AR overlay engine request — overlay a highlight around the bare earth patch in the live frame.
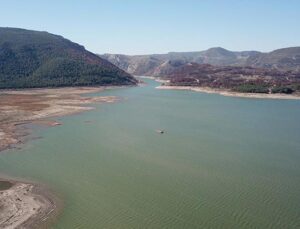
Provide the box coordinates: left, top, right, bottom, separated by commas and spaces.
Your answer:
0, 180, 60, 229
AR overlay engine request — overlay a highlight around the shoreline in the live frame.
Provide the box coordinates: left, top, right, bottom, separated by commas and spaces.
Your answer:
0, 178, 61, 229
0, 86, 120, 228
0, 87, 118, 152
156, 85, 300, 100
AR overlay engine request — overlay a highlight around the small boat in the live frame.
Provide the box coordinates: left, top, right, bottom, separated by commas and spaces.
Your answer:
156, 129, 164, 134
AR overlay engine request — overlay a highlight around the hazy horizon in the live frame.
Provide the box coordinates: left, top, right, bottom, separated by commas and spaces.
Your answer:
1, 0, 299, 55
100, 46, 300, 56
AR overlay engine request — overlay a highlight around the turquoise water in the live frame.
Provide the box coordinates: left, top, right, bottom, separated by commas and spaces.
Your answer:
1, 79, 300, 228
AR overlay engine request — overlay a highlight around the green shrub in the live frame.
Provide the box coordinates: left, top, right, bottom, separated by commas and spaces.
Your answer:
233, 84, 269, 93
271, 86, 294, 94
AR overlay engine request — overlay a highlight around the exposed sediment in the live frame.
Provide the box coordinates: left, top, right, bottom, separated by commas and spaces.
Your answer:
0, 87, 118, 152
0, 180, 59, 229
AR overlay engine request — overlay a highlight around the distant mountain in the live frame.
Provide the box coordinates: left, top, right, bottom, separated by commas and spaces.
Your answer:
246, 47, 300, 71
101, 47, 300, 76
101, 48, 260, 76
0, 27, 137, 89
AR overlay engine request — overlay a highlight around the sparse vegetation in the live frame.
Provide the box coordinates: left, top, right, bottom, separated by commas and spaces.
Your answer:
165, 63, 300, 94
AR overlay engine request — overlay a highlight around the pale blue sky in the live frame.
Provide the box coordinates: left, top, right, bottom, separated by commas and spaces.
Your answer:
0, 0, 299, 54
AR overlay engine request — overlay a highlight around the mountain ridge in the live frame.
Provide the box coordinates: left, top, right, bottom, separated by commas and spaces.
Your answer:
101, 47, 300, 76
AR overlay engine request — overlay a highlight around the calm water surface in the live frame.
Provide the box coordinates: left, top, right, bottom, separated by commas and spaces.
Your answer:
1, 79, 300, 228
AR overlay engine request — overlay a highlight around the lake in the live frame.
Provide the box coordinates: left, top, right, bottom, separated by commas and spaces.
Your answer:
1, 78, 300, 228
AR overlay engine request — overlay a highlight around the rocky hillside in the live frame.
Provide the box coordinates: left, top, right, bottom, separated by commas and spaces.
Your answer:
101, 47, 300, 76
0, 27, 137, 89
246, 47, 300, 71
163, 63, 300, 94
